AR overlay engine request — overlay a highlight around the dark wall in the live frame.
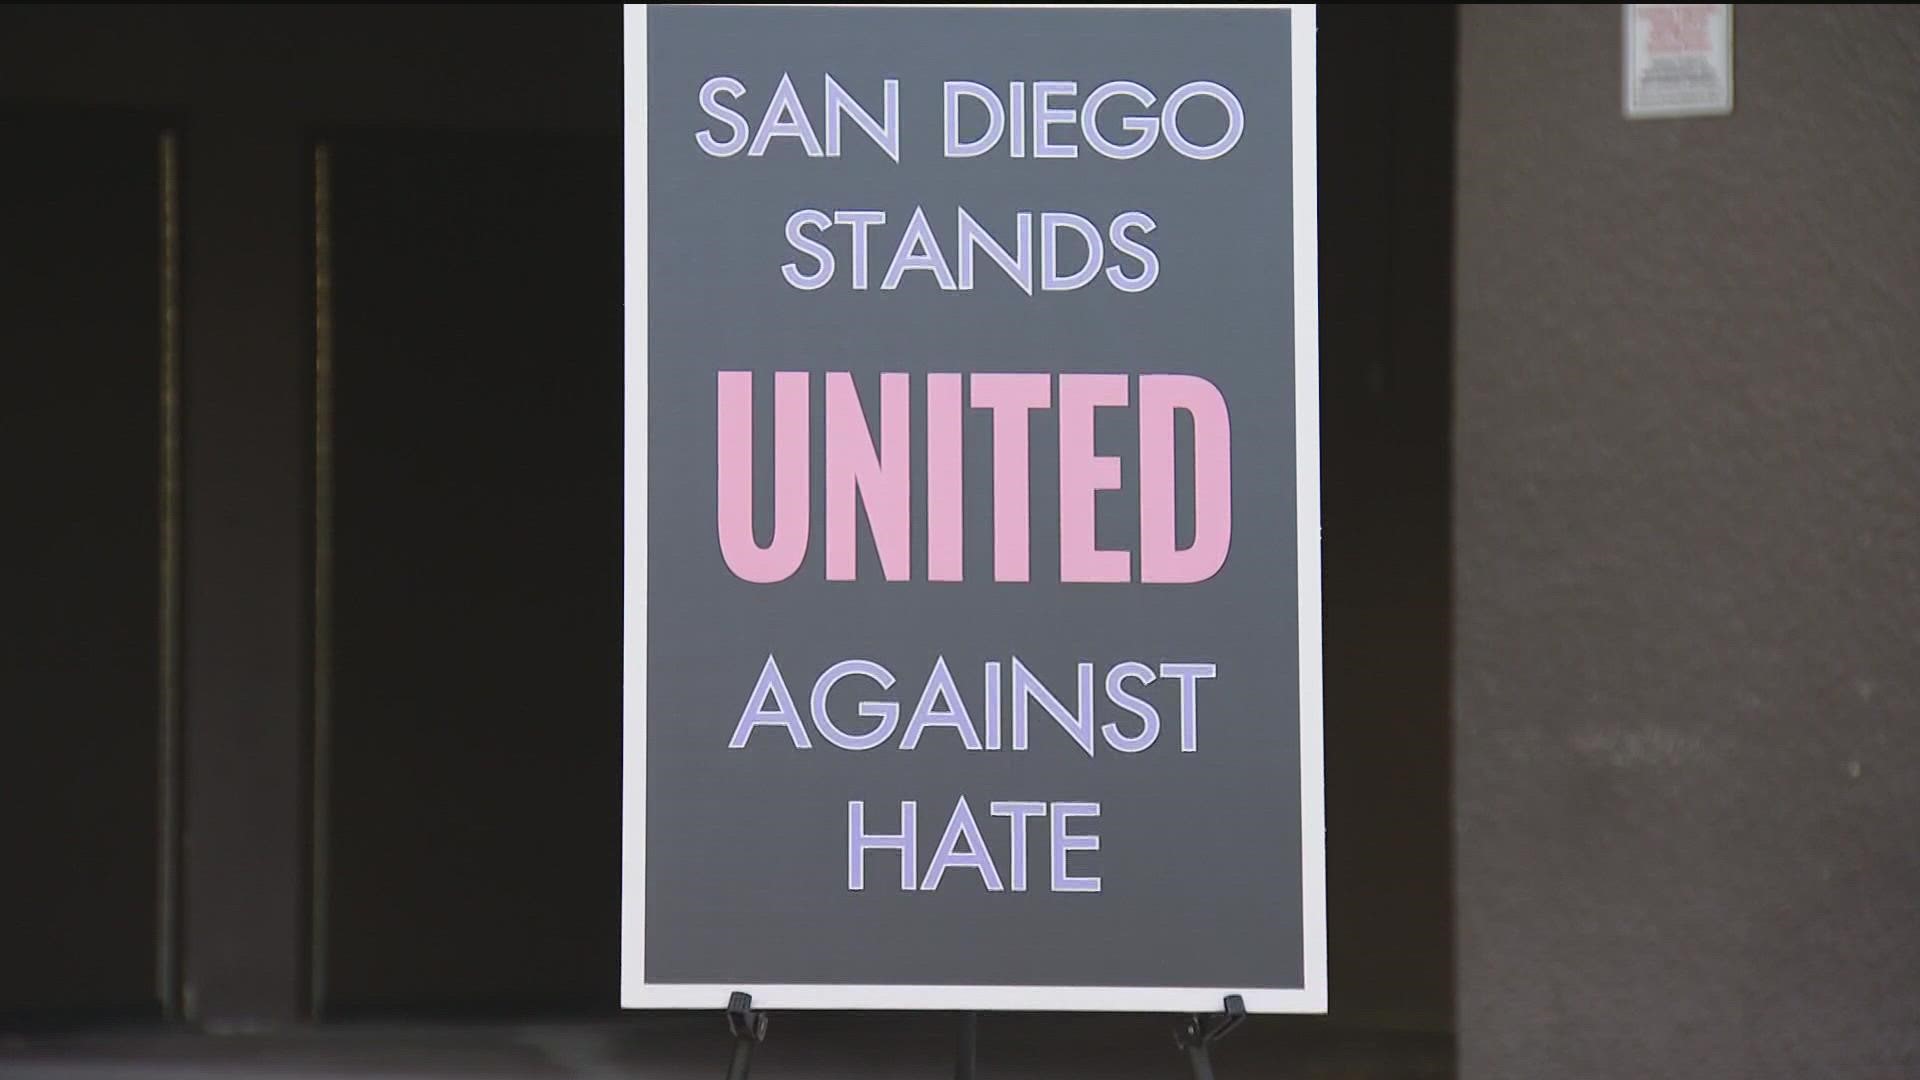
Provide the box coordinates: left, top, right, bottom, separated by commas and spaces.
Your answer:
319, 132, 621, 1016
0, 2, 621, 1026
0, 111, 170, 1020
1318, 3, 1457, 1034
1455, 6, 1920, 1077
0, 5, 618, 133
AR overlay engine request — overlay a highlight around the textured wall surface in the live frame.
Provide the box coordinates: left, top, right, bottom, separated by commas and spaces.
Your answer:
1454, 6, 1920, 1078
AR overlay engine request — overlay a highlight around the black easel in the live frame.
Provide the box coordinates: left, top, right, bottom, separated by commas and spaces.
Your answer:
724, 992, 769, 1080
720, 993, 1247, 1080
1174, 994, 1247, 1080
954, 1010, 978, 1080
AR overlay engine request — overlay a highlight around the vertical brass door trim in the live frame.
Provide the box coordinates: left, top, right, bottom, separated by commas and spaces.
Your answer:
156, 129, 184, 1018
310, 141, 335, 1015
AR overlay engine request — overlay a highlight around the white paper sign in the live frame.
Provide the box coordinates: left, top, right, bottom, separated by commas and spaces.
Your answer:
1624, 4, 1734, 119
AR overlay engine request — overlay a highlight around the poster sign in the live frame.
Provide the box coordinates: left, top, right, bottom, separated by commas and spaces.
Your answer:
1624, 4, 1734, 119
623, 3, 1323, 1013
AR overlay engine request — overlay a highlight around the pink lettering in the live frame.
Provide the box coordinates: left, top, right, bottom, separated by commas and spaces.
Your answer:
713, 371, 1234, 584
717, 370, 811, 582
968, 373, 1050, 583
926, 373, 965, 581
826, 372, 911, 581
1057, 374, 1130, 582
1139, 374, 1232, 583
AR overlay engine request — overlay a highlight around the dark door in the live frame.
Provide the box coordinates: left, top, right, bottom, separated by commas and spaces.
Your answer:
314, 130, 622, 1016
0, 110, 177, 1022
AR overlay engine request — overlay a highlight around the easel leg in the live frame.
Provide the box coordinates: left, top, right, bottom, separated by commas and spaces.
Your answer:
954, 1011, 978, 1080
725, 992, 768, 1080
1174, 994, 1247, 1080
1182, 1040, 1218, 1080
727, 1035, 755, 1080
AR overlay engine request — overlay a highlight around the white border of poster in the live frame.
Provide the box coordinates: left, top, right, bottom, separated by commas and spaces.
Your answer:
621, 2, 1325, 1014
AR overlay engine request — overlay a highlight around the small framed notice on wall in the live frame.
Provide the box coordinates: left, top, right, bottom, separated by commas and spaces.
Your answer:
1624, 4, 1734, 119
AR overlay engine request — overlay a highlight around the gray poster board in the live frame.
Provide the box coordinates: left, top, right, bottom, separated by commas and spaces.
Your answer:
622, 3, 1324, 1013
